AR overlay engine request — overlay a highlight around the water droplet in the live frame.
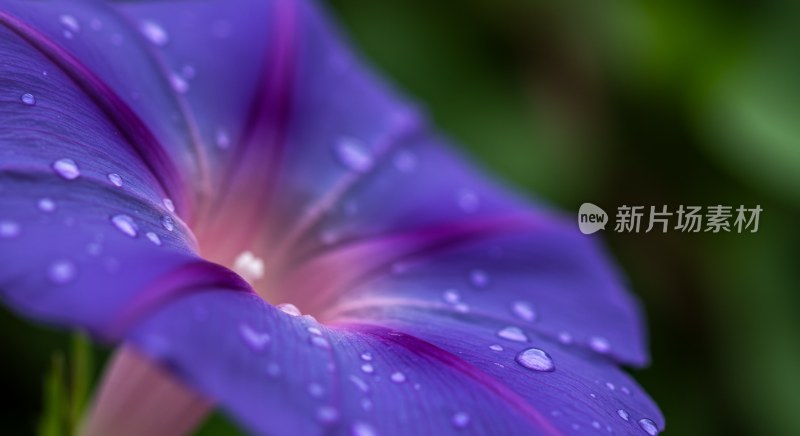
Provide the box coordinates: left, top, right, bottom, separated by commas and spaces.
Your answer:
592, 421, 602, 430
308, 383, 325, 398
390, 371, 406, 383
452, 412, 470, 429
140, 20, 168, 46
181, 64, 196, 79
161, 215, 175, 231
351, 421, 377, 436
216, 129, 231, 149
38, 198, 56, 212
308, 326, 322, 336
107, 173, 123, 187
605, 381, 616, 391
316, 406, 339, 424
638, 418, 658, 435
557, 331, 573, 345
145, 231, 162, 246
361, 398, 373, 411
621, 386, 632, 395
48, 259, 76, 284
111, 214, 138, 237
497, 326, 527, 342
233, 251, 264, 282
589, 336, 611, 354
360, 363, 374, 374
52, 159, 80, 180
0, 220, 20, 239
515, 348, 555, 372
266, 362, 281, 377
311, 336, 330, 349
169, 72, 189, 94
162, 198, 175, 212
59, 15, 80, 33
489, 344, 504, 352
511, 301, 537, 322
457, 189, 480, 213
349, 375, 369, 392
21, 93, 36, 105
277, 303, 301, 316
334, 137, 373, 172
617, 409, 630, 422
393, 150, 417, 173
360, 351, 373, 361
469, 269, 490, 288
239, 323, 270, 351
454, 303, 470, 313
443, 289, 460, 304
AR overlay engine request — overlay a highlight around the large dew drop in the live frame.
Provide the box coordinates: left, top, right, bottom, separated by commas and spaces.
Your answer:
351, 422, 377, 436
21, 93, 36, 105
161, 215, 175, 232
638, 418, 659, 435
333, 137, 373, 172
515, 348, 555, 372
277, 303, 301, 317
52, 159, 80, 180
239, 323, 270, 352
38, 198, 56, 213
497, 326, 527, 342
0, 220, 20, 239
511, 301, 537, 322
107, 173, 123, 187
233, 251, 264, 282
145, 231, 162, 246
110, 214, 138, 237
140, 20, 168, 46
48, 260, 76, 284
59, 15, 80, 33
589, 336, 611, 354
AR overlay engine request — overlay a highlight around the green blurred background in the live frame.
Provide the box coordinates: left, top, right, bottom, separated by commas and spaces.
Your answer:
2, 0, 799, 434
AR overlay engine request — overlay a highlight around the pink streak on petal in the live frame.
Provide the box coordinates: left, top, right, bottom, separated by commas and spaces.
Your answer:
274, 212, 547, 319
346, 323, 564, 436
104, 261, 252, 340
195, 0, 298, 251
0, 11, 189, 214
82, 347, 212, 436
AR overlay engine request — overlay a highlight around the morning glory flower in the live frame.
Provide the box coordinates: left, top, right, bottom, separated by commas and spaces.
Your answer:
0, 0, 663, 435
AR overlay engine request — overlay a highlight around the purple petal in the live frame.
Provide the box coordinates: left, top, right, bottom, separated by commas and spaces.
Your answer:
304, 221, 649, 367
188, 0, 647, 365
0, 12, 248, 335
126, 290, 662, 435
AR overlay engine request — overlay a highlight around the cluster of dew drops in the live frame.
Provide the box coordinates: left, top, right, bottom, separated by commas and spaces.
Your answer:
4, 12, 665, 436
5, 13, 225, 287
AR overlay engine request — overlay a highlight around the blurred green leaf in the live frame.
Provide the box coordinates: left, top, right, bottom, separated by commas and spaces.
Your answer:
699, 5, 800, 204
38, 354, 66, 436
37, 333, 95, 436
